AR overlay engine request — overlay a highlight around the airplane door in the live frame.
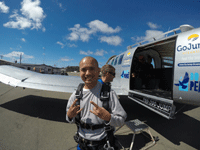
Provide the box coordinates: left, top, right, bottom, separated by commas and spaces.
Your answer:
121, 48, 137, 93
173, 29, 200, 105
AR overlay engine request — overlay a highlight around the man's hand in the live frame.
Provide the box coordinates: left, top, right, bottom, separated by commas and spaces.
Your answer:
67, 99, 83, 120
90, 101, 111, 122
132, 73, 135, 78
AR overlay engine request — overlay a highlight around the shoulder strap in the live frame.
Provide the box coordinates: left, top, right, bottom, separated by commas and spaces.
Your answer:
100, 82, 111, 112
75, 83, 84, 100
75, 83, 84, 123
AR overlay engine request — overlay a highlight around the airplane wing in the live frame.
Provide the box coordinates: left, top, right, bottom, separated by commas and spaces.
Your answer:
0, 65, 83, 93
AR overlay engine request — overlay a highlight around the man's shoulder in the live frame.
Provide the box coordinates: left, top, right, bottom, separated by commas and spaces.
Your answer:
69, 91, 76, 98
98, 78, 104, 84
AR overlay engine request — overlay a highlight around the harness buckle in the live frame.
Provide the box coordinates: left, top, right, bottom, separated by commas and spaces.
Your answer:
75, 91, 83, 99
89, 124, 94, 130
101, 91, 109, 100
104, 126, 113, 132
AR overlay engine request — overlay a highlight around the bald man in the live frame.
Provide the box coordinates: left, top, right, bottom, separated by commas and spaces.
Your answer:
66, 56, 126, 150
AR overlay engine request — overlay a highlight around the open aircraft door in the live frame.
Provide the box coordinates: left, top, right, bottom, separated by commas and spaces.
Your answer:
120, 48, 137, 95
173, 28, 200, 106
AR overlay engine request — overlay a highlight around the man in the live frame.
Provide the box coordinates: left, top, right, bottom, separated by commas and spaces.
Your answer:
98, 64, 115, 84
66, 56, 127, 150
131, 55, 146, 89
131, 55, 146, 78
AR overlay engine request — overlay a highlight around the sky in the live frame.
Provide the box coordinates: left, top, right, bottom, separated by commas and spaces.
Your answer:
0, 0, 200, 68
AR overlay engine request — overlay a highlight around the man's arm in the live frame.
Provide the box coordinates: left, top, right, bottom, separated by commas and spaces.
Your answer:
66, 92, 82, 123
108, 90, 127, 127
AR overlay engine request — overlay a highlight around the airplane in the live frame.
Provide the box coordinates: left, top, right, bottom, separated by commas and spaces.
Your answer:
0, 24, 200, 120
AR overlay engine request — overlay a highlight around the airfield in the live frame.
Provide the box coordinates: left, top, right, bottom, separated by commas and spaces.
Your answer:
0, 74, 200, 150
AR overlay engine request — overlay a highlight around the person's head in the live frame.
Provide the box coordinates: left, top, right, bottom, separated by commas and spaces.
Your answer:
138, 55, 145, 64
79, 56, 100, 89
147, 55, 152, 64
101, 64, 115, 83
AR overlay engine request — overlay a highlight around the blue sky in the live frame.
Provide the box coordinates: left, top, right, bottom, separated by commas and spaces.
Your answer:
0, 0, 200, 68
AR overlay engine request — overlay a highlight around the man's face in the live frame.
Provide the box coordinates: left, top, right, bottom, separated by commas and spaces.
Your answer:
139, 58, 145, 64
79, 58, 100, 87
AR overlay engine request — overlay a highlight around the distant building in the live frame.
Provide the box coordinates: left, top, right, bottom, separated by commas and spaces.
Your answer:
65, 66, 79, 72
0, 59, 67, 75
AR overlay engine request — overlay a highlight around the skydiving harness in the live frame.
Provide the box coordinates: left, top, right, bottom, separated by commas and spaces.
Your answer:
74, 82, 116, 150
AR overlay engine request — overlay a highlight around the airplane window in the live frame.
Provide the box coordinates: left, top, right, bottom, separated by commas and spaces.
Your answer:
111, 58, 115, 65
114, 57, 118, 65
118, 54, 124, 65
151, 58, 155, 68
163, 57, 173, 68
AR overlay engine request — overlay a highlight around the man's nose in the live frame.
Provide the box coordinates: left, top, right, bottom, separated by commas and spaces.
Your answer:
85, 69, 91, 75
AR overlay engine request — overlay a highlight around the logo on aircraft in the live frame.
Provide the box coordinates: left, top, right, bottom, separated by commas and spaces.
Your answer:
127, 52, 131, 56
188, 34, 199, 42
175, 72, 200, 92
174, 72, 189, 91
177, 34, 200, 52
121, 70, 129, 79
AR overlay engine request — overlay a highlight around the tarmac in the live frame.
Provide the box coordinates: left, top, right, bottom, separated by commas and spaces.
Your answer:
0, 81, 200, 150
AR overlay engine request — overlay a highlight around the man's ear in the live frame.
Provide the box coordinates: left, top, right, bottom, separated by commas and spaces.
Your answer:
105, 72, 109, 76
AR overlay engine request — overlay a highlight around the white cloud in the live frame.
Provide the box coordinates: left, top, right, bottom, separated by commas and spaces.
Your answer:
79, 50, 93, 55
3, 0, 46, 30
0, 1, 9, 13
21, 38, 26, 42
88, 20, 121, 34
60, 57, 74, 61
42, 27, 46, 32
99, 36, 123, 46
147, 22, 161, 29
68, 43, 77, 47
79, 49, 107, 56
4, 51, 24, 58
53, 0, 66, 12
145, 30, 164, 41
67, 20, 121, 42
131, 36, 144, 42
132, 30, 164, 42
94, 49, 108, 56
57, 41, 78, 48
67, 24, 93, 42
57, 41, 65, 48
4, 51, 34, 62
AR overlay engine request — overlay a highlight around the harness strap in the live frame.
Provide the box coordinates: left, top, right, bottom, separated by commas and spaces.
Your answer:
79, 121, 104, 130
79, 136, 107, 145
100, 82, 111, 112
75, 83, 84, 125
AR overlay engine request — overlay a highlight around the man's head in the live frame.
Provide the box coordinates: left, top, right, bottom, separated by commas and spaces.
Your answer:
79, 56, 100, 89
138, 55, 145, 64
147, 55, 152, 64
101, 64, 115, 83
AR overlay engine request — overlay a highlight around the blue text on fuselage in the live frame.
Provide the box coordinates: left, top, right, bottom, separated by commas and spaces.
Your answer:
177, 43, 200, 52
121, 70, 129, 79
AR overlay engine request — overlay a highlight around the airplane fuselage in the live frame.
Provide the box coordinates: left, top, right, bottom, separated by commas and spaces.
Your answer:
107, 25, 200, 119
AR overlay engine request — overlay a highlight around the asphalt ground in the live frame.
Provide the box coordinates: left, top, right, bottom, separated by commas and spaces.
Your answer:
0, 82, 200, 150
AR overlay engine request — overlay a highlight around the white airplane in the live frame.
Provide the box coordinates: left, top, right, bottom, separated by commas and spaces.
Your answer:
1, 24, 200, 119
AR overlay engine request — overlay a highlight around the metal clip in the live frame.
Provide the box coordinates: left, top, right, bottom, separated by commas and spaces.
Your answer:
75, 90, 83, 100
104, 126, 113, 132
103, 140, 114, 150
101, 91, 109, 99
